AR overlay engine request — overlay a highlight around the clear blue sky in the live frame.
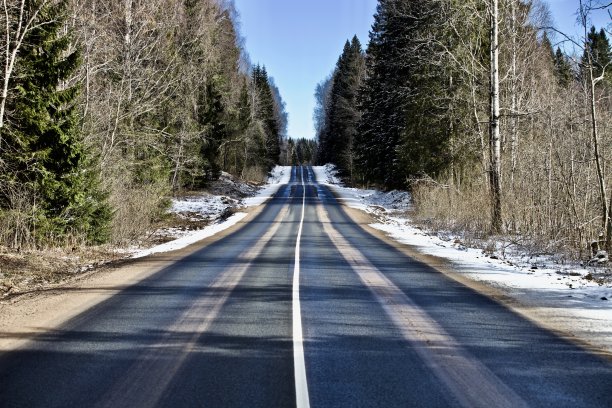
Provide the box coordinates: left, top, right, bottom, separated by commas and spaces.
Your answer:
233, 0, 610, 140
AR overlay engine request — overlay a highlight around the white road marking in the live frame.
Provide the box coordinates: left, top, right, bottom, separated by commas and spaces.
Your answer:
317, 203, 529, 408
293, 166, 311, 408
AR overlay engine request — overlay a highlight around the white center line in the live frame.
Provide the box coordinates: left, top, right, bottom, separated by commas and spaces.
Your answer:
293, 166, 311, 408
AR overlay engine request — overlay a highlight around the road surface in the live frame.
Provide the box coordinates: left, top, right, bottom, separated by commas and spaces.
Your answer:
1, 166, 611, 407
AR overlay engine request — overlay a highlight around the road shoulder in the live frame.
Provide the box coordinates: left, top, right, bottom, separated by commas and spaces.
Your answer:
0, 200, 269, 353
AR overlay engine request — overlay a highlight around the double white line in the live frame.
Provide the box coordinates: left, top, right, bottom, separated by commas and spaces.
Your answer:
293, 166, 310, 408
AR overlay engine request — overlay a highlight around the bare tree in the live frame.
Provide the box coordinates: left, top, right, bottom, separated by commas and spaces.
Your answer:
0, 0, 50, 135
579, 0, 610, 247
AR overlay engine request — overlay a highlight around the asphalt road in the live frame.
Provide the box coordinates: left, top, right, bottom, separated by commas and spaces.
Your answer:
1, 165, 611, 407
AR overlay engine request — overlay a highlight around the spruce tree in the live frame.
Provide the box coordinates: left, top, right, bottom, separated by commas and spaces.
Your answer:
355, 0, 401, 187
554, 48, 573, 87
355, 0, 435, 188
252, 65, 280, 169
322, 36, 365, 181
0, 0, 111, 244
198, 80, 227, 182
396, 0, 458, 181
584, 27, 611, 83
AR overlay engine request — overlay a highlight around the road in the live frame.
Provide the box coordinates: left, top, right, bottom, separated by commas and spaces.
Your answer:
1, 165, 611, 407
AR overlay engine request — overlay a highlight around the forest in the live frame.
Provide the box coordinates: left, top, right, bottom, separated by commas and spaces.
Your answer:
316, 0, 612, 259
0, 0, 292, 248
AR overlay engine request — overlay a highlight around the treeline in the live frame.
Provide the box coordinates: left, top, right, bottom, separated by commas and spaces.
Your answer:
0, 0, 287, 248
283, 138, 317, 165
317, 0, 612, 256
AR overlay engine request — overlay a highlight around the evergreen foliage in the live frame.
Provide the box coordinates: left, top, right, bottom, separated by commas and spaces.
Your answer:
584, 26, 611, 83
199, 79, 228, 182
316, 36, 365, 182
0, 0, 110, 245
0, 0, 288, 248
252, 65, 282, 170
355, 0, 410, 187
554, 47, 573, 87
353, 0, 462, 188
287, 138, 317, 165
315, 0, 612, 253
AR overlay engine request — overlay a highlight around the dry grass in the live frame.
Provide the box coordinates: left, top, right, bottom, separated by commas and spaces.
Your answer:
412, 177, 611, 269
412, 180, 491, 239
0, 245, 123, 299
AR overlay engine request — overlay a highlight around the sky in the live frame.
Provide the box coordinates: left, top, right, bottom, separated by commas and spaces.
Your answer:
233, 0, 611, 140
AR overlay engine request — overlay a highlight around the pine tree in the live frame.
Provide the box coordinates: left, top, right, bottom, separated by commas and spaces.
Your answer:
0, 0, 110, 244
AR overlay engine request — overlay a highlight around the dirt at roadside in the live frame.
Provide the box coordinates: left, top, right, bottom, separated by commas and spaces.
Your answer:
0, 245, 128, 301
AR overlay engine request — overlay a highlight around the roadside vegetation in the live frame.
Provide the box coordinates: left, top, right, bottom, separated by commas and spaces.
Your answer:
0, 0, 298, 295
315, 0, 612, 263
0, 0, 290, 251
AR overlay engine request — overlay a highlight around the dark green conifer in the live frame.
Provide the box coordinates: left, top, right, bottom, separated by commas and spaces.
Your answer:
252, 65, 280, 169
584, 27, 611, 83
199, 79, 227, 182
321, 36, 365, 181
554, 48, 573, 87
0, 0, 111, 244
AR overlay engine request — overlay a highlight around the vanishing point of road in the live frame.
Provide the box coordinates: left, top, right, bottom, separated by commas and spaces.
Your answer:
1, 166, 612, 407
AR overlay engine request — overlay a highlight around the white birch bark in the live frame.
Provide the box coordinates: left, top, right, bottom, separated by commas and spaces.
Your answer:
489, 0, 503, 233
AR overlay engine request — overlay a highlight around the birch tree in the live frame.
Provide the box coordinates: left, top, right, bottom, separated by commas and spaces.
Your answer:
579, 1, 610, 247
0, 0, 50, 135
489, 0, 503, 233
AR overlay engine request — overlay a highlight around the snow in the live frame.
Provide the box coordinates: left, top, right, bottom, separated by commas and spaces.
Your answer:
132, 213, 247, 259
170, 194, 237, 221
243, 166, 291, 207
312, 165, 612, 353
131, 166, 292, 258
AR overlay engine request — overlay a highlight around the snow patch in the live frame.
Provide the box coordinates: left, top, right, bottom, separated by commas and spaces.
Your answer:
243, 166, 291, 207
312, 165, 412, 213
132, 213, 247, 258
131, 166, 292, 258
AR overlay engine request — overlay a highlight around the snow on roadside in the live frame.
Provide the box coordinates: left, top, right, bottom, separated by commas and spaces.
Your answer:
313, 164, 612, 352
243, 166, 291, 207
312, 165, 411, 213
132, 212, 247, 259
131, 166, 292, 258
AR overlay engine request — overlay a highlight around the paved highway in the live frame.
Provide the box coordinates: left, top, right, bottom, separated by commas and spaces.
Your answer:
1, 166, 611, 407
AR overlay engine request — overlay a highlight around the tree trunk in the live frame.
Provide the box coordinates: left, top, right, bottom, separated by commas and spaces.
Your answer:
489, 0, 503, 233
588, 66, 608, 235
584, 26, 609, 244
509, 0, 518, 191
579, 0, 609, 246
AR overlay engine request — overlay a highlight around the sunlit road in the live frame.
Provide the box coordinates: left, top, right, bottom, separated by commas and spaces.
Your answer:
1, 166, 612, 407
